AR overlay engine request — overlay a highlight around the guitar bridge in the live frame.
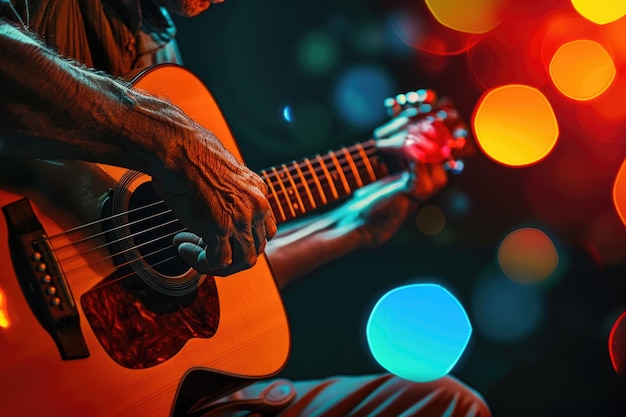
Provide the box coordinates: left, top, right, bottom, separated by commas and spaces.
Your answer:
3, 199, 89, 360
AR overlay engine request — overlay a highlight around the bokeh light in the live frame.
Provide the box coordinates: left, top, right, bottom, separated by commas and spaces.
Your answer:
472, 84, 559, 167
333, 65, 394, 128
533, 11, 607, 76
281, 105, 294, 124
472, 272, 545, 343
367, 283, 472, 382
416, 205, 446, 236
609, 310, 626, 375
549, 40, 616, 101
0, 287, 10, 329
498, 228, 559, 284
386, 5, 486, 56
441, 186, 472, 219
613, 159, 626, 227
570, 0, 626, 25
296, 30, 340, 75
424, 0, 506, 34
466, 17, 548, 91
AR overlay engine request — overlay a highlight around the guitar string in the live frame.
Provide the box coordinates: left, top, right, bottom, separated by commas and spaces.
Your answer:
45, 142, 378, 242
52, 218, 183, 276
49, 203, 177, 252
87, 253, 183, 291
48, 155, 378, 267
40, 131, 454, 292
45, 152, 384, 275
55, 228, 187, 282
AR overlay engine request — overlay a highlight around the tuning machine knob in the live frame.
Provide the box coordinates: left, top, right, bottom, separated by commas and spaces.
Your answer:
384, 89, 438, 118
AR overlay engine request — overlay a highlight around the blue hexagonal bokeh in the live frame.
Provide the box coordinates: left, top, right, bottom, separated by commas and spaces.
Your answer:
366, 283, 472, 382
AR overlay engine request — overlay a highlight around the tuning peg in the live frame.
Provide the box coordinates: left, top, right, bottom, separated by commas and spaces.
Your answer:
444, 159, 465, 175
384, 88, 439, 118
453, 127, 468, 138
395, 94, 408, 106
384, 97, 402, 117
406, 91, 420, 105
417, 89, 437, 104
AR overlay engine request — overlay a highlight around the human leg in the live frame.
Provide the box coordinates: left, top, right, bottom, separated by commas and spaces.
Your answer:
217, 373, 491, 417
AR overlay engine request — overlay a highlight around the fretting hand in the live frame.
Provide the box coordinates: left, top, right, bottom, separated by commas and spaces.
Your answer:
337, 92, 468, 248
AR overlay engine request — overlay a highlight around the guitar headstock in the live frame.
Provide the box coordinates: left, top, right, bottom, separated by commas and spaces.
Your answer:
375, 89, 474, 175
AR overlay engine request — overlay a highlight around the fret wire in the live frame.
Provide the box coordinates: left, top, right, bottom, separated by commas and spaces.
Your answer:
265, 159, 377, 197
281, 163, 306, 214
342, 147, 364, 188
262, 145, 384, 197
304, 157, 327, 204
355, 142, 377, 182
315, 154, 339, 199
271, 166, 296, 218
261, 141, 378, 186
261, 170, 287, 222
292, 160, 317, 210
328, 150, 351, 194
260, 141, 385, 212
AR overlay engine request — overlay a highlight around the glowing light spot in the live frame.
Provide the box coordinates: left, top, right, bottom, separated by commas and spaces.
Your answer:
442, 187, 472, 219
613, 159, 626, 227
416, 205, 446, 236
498, 228, 559, 284
297, 30, 339, 75
0, 287, 10, 329
333, 66, 394, 128
366, 284, 472, 382
472, 273, 544, 343
473, 85, 559, 167
549, 40, 616, 101
281, 105, 294, 124
571, 0, 626, 25
425, 0, 506, 34
609, 311, 626, 375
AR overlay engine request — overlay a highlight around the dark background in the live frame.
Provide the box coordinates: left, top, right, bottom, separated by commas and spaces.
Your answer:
173, 0, 626, 415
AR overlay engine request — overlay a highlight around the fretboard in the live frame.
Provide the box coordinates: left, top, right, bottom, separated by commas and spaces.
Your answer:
258, 140, 390, 224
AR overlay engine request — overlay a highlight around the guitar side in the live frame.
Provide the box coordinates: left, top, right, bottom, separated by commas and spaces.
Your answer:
0, 65, 290, 417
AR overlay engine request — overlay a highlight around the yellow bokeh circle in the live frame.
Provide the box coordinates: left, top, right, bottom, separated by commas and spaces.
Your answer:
425, 0, 505, 34
570, 0, 626, 25
549, 40, 616, 101
473, 84, 559, 167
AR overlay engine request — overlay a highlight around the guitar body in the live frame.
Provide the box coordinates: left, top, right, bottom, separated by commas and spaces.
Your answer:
0, 65, 290, 417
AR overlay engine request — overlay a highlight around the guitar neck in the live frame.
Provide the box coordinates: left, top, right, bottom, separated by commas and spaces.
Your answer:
258, 139, 392, 224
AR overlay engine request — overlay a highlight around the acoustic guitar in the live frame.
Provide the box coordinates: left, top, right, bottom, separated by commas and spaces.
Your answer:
0, 64, 468, 417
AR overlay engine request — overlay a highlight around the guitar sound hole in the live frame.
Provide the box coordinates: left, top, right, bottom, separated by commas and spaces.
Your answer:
127, 182, 189, 277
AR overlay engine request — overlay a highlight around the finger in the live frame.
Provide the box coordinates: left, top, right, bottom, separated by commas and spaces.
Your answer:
177, 242, 210, 273
429, 162, 449, 188
173, 231, 204, 247
252, 223, 267, 255
373, 115, 410, 139
208, 234, 257, 277
264, 210, 278, 240
203, 233, 232, 270
376, 130, 407, 154
232, 230, 259, 269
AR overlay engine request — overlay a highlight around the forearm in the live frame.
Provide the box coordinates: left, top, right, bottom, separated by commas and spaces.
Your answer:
0, 19, 195, 174
265, 212, 368, 289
